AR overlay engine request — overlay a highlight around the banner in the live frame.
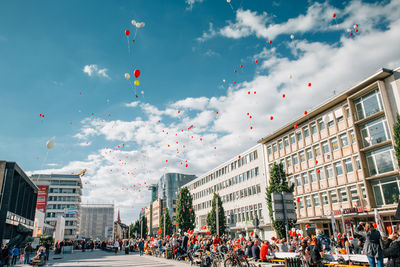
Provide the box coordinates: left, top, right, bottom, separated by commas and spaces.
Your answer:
331, 212, 338, 240
374, 209, 386, 237
36, 186, 49, 213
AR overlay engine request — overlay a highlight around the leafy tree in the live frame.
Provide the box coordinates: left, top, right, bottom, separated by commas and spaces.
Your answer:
393, 114, 400, 167
160, 208, 173, 237
176, 187, 196, 233
266, 162, 295, 239
140, 215, 148, 238
206, 193, 226, 235
129, 223, 134, 237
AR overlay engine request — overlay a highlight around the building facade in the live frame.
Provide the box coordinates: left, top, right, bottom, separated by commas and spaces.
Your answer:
259, 67, 400, 236
31, 173, 82, 239
184, 145, 274, 239
0, 161, 38, 245
79, 204, 114, 240
157, 173, 197, 223
33, 209, 54, 238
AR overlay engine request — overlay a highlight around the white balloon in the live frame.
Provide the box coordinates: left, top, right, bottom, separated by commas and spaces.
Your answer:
141, 90, 144, 95
46, 140, 55, 149
227, 0, 231, 3
125, 73, 130, 80
136, 22, 145, 28
131, 20, 136, 26
290, 34, 294, 40
347, 28, 351, 32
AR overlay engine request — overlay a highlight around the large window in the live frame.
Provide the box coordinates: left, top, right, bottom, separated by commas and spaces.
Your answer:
310, 170, 316, 183
349, 130, 356, 144
331, 137, 339, 151
371, 177, 400, 206
344, 158, 354, 173
335, 162, 343, 176
311, 123, 317, 134
300, 151, 306, 162
278, 140, 283, 150
306, 196, 312, 208
303, 126, 310, 138
322, 141, 330, 154
330, 190, 338, 204
340, 133, 349, 147
293, 154, 299, 165
349, 185, 359, 201
354, 89, 384, 120
366, 146, 396, 176
339, 188, 348, 202
318, 119, 326, 130
313, 194, 320, 206
314, 144, 321, 157
326, 165, 334, 179
290, 134, 296, 144
318, 168, 325, 180
302, 172, 309, 185
296, 131, 303, 142
287, 157, 292, 168
321, 192, 329, 205
273, 144, 278, 152
360, 117, 391, 147
284, 137, 289, 147
307, 148, 313, 160
295, 175, 301, 187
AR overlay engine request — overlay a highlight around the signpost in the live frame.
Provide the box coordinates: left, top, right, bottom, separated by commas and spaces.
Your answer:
271, 192, 296, 242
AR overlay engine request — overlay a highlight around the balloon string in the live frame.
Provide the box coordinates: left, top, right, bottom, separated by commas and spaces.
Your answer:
134, 28, 138, 39
127, 36, 130, 55
229, 3, 234, 13
35, 149, 49, 183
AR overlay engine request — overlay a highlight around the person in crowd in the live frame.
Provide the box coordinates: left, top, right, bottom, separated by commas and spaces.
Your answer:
251, 240, 260, 260
24, 242, 33, 264
355, 222, 384, 267
44, 242, 50, 261
138, 238, 144, 256
383, 230, 400, 267
260, 241, 269, 262
10, 245, 19, 265
308, 238, 323, 267
182, 233, 189, 252
113, 240, 119, 254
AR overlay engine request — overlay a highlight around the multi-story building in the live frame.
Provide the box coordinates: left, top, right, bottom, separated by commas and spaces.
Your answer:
0, 161, 38, 245
259, 67, 400, 236
157, 173, 197, 224
80, 204, 114, 240
184, 144, 274, 239
31, 173, 82, 239
151, 199, 161, 233
114, 210, 129, 239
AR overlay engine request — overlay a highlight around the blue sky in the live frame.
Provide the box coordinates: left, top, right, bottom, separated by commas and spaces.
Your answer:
1, 0, 400, 223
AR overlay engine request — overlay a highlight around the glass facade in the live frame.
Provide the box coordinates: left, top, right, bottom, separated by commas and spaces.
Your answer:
365, 146, 396, 176
360, 117, 391, 147
371, 177, 400, 206
354, 89, 384, 120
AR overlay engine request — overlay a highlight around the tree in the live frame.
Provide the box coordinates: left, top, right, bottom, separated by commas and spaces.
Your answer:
393, 114, 400, 167
129, 223, 134, 237
140, 215, 148, 238
160, 208, 173, 237
266, 162, 296, 239
206, 193, 226, 235
176, 187, 196, 233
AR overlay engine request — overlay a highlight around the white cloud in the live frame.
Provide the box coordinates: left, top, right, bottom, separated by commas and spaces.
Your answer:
83, 64, 110, 79
196, 23, 217, 42
34, 0, 400, 224
125, 101, 140, 108
79, 141, 92, 146
46, 163, 59, 167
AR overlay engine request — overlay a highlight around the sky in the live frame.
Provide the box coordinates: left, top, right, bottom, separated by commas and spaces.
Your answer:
1, 0, 400, 224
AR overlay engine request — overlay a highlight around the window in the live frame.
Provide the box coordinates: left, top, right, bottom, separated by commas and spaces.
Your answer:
322, 141, 330, 154
335, 162, 343, 176
288, 176, 295, 187
306, 148, 313, 160
344, 158, 353, 173
354, 156, 361, 170
340, 133, 349, 147
314, 144, 321, 157
330, 190, 338, 204
350, 185, 359, 201
295, 175, 301, 186
303, 126, 310, 138
313, 194, 320, 206
293, 154, 299, 165
309, 170, 316, 183
296, 131, 303, 142
371, 177, 400, 206
349, 130, 356, 144
254, 150, 258, 159
354, 89, 384, 120
360, 117, 391, 147
300, 151, 306, 162
284, 137, 289, 147
339, 188, 348, 202
290, 134, 296, 144
286, 157, 292, 168
345, 105, 351, 119
321, 192, 329, 205
318, 119, 326, 130
311, 123, 317, 134
326, 165, 333, 179
328, 120, 335, 128
280, 159, 285, 169
278, 140, 283, 150
306, 196, 312, 208
302, 172, 309, 185
299, 198, 304, 209
366, 146, 396, 176
255, 167, 259, 176
331, 137, 339, 151
317, 168, 325, 180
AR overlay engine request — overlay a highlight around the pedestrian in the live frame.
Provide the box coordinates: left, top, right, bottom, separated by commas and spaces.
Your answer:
138, 239, 144, 256
11, 245, 19, 265
383, 230, 400, 267
355, 222, 384, 267
252, 240, 260, 260
24, 242, 33, 264
1, 245, 9, 266
113, 240, 119, 254
44, 242, 50, 261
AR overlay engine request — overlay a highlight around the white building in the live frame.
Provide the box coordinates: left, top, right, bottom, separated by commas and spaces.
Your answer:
31, 174, 82, 239
183, 144, 275, 239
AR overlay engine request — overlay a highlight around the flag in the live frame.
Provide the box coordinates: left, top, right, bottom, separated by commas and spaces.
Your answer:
157, 228, 162, 234
374, 209, 386, 237
331, 212, 338, 240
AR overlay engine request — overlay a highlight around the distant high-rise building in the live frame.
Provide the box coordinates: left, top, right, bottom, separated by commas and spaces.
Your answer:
31, 173, 82, 239
80, 204, 114, 240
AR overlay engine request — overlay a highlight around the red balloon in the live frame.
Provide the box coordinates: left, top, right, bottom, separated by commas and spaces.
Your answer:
240, 64, 243, 68
270, 116, 274, 120
234, 70, 237, 73
269, 40, 272, 44
125, 30, 130, 36
296, 198, 300, 203
134, 69, 141, 78
294, 124, 298, 129
250, 126, 253, 130
373, 223, 377, 229
355, 29, 359, 33
304, 111, 308, 115
308, 83, 312, 87
282, 94, 286, 98
255, 60, 258, 63
306, 224, 310, 228
189, 209, 192, 212
332, 13, 336, 18
349, 32, 353, 36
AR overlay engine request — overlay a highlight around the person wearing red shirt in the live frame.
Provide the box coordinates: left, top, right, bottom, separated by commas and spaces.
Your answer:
260, 241, 269, 262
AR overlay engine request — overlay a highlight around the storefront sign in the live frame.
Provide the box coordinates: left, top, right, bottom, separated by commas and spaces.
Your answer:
36, 186, 49, 213
333, 206, 364, 215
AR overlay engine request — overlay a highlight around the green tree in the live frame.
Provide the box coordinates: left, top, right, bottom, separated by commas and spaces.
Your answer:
140, 215, 148, 238
206, 193, 226, 235
266, 162, 296, 239
393, 114, 400, 167
160, 208, 173, 237
129, 223, 134, 237
176, 187, 196, 233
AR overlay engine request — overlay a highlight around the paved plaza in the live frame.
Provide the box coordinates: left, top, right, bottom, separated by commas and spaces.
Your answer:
13, 250, 191, 267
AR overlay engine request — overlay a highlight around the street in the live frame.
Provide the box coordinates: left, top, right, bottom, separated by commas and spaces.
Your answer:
15, 250, 191, 267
